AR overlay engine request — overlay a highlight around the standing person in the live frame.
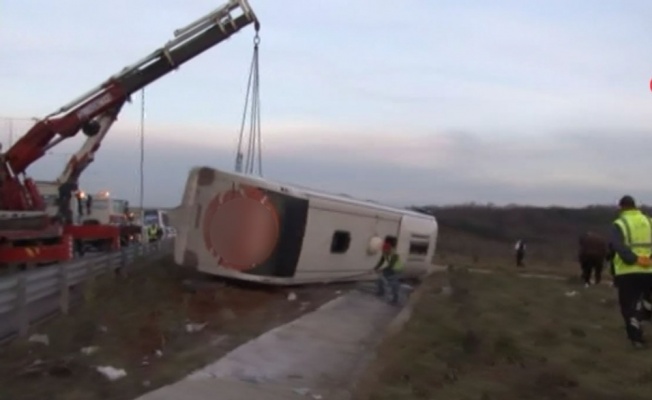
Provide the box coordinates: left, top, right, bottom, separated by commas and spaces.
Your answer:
373, 240, 403, 306
610, 195, 652, 348
514, 239, 526, 267
578, 232, 607, 287
148, 224, 159, 243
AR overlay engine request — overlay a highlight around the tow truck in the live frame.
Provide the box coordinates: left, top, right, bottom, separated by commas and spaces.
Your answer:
77, 190, 143, 251
0, 0, 260, 268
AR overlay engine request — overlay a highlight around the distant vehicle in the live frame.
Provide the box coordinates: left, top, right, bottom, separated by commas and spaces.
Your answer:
35, 183, 134, 254
169, 167, 439, 285
81, 191, 141, 249
35, 181, 81, 222
142, 208, 169, 228
141, 208, 176, 239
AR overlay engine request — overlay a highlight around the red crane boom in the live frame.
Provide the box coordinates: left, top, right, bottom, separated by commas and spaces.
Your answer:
1, 0, 258, 211
0, 0, 259, 267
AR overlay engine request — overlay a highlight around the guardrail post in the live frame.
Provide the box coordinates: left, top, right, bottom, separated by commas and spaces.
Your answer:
115, 248, 128, 278
58, 263, 70, 315
105, 251, 112, 271
16, 274, 28, 337
120, 248, 127, 269
84, 260, 96, 302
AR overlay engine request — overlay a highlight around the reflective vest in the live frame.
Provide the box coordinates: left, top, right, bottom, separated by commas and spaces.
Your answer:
380, 252, 404, 272
613, 209, 652, 275
148, 225, 158, 238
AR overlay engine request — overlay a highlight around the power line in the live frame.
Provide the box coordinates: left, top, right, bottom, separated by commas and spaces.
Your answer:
139, 89, 145, 217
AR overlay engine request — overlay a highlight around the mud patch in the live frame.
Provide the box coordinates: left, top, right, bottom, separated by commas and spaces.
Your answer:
0, 255, 352, 400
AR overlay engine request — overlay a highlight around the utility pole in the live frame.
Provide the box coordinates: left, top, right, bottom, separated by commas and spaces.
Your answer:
8, 119, 13, 147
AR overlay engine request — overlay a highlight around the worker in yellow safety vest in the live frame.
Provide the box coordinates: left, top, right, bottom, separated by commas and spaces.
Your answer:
148, 224, 159, 242
373, 240, 403, 306
610, 195, 652, 348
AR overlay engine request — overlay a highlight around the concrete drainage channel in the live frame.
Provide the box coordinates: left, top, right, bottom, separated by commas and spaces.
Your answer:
0, 259, 435, 400
0, 271, 363, 400
132, 265, 595, 400
133, 275, 434, 400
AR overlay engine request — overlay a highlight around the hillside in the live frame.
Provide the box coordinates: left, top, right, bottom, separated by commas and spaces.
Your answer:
419, 204, 648, 273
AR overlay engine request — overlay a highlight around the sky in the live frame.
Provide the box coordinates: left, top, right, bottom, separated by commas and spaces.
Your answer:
1, 0, 652, 208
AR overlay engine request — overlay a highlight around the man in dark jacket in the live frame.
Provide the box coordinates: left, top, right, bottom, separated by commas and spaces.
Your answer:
578, 231, 608, 287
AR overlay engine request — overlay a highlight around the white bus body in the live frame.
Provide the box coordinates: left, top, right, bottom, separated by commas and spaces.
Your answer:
168, 167, 438, 285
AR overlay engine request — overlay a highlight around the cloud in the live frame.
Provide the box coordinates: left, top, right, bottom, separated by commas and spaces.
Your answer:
2, 0, 652, 209
6, 119, 648, 209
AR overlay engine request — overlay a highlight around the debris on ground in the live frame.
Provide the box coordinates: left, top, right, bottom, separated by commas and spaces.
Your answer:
80, 346, 99, 355
185, 322, 207, 333
293, 387, 310, 396
441, 285, 453, 296
96, 365, 127, 381
219, 308, 236, 320
27, 334, 49, 346
287, 292, 298, 301
292, 387, 324, 398
210, 334, 229, 347
565, 290, 578, 297
17, 358, 75, 378
0, 256, 353, 400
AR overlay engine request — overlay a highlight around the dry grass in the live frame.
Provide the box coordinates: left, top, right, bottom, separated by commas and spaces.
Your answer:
355, 268, 651, 400
0, 256, 349, 400
428, 205, 624, 276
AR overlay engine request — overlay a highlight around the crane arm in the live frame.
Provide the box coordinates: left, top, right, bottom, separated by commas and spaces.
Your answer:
51, 105, 125, 224
4, 0, 259, 178
56, 104, 124, 188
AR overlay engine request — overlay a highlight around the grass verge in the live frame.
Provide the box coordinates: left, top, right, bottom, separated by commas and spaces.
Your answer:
354, 268, 652, 400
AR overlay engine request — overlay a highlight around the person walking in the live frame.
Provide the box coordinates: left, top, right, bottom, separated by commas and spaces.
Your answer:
610, 195, 652, 347
578, 231, 607, 287
514, 239, 526, 267
373, 240, 403, 306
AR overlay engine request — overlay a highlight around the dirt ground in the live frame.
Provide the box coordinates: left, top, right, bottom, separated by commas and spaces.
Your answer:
354, 268, 652, 400
0, 255, 353, 400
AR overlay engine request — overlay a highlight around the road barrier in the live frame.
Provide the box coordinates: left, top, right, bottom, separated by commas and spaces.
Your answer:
0, 239, 173, 342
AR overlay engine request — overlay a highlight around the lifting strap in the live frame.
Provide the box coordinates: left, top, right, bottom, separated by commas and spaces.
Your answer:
235, 29, 263, 176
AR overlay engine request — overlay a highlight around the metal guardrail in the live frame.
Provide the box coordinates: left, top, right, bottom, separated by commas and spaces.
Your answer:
0, 239, 173, 342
